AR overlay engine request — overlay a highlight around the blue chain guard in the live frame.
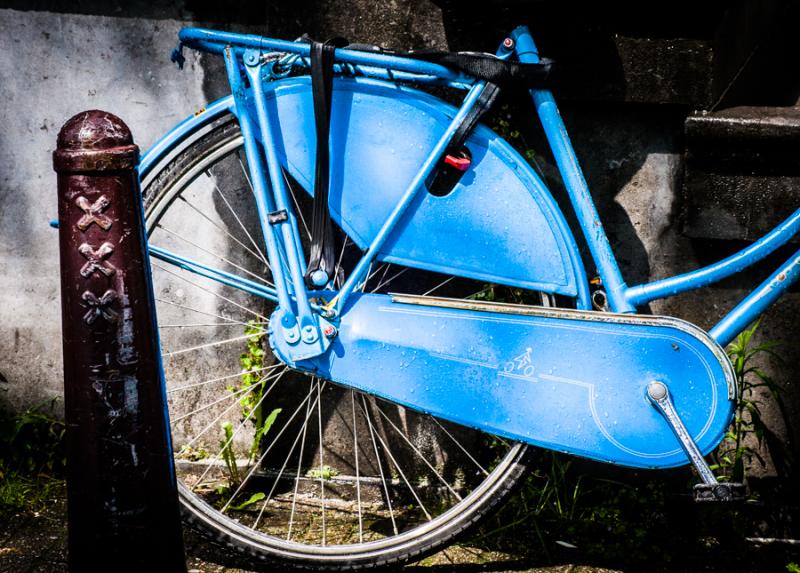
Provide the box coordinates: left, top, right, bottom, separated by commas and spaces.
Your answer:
271, 294, 736, 470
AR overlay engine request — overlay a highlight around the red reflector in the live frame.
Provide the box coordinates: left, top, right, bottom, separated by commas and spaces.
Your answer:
444, 154, 471, 171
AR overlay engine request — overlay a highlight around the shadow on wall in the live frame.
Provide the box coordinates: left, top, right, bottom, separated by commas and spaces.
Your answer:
258, 0, 665, 289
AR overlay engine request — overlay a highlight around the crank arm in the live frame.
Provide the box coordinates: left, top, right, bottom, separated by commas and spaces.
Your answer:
647, 381, 745, 502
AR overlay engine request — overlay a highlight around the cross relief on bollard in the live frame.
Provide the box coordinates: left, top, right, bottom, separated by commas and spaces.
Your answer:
80, 289, 118, 325
75, 194, 113, 231
78, 241, 116, 278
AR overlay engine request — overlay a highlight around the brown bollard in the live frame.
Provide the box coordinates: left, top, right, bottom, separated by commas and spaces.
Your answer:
53, 110, 186, 571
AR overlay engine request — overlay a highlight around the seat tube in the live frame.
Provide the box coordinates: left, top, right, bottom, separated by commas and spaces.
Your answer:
510, 26, 634, 313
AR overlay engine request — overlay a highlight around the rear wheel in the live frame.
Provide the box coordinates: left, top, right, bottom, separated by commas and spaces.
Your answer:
143, 113, 538, 570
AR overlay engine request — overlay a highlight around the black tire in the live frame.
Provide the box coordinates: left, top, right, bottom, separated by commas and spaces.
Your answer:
142, 112, 536, 570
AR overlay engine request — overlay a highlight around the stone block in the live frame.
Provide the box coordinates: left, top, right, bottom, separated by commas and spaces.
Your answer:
683, 106, 800, 240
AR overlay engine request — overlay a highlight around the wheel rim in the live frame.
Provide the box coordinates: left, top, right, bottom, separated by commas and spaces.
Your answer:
144, 123, 528, 564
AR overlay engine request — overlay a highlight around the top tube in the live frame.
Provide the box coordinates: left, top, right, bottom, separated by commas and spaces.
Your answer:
179, 28, 473, 85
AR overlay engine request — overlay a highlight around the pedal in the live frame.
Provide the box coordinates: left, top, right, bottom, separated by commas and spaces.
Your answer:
647, 381, 745, 503
693, 482, 747, 503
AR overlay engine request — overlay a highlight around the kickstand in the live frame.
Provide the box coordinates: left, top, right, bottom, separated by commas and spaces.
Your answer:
647, 381, 746, 503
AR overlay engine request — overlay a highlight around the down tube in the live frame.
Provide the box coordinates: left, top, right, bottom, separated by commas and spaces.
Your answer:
710, 249, 800, 346
511, 26, 634, 313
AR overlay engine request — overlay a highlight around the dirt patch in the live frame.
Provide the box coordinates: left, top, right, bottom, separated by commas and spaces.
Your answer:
0, 488, 620, 573
2, 488, 797, 573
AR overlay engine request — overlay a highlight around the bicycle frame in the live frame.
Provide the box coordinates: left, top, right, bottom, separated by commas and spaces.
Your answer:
143, 24, 800, 357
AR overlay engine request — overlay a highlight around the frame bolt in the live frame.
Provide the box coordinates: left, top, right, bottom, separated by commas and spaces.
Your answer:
309, 269, 329, 287
301, 325, 318, 343
284, 326, 300, 344
244, 51, 260, 66
323, 325, 337, 339
503, 37, 515, 49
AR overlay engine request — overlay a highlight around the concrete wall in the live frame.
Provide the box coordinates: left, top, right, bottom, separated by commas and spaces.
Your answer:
0, 3, 797, 488
0, 8, 215, 411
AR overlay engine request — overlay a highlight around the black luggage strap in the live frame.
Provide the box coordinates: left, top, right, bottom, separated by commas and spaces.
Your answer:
403, 51, 554, 89
449, 82, 500, 155
304, 37, 347, 288
343, 42, 555, 89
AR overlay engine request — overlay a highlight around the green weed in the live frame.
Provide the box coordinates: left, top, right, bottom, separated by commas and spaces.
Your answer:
219, 421, 241, 487
214, 321, 282, 507
232, 320, 282, 462
306, 465, 339, 480
0, 399, 66, 514
714, 319, 790, 484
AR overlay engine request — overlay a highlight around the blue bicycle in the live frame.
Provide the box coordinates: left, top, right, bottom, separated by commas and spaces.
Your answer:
138, 24, 800, 570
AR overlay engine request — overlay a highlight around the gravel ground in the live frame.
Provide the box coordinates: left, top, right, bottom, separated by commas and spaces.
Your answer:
0, 492, 619, 573
2, 491, 797, 573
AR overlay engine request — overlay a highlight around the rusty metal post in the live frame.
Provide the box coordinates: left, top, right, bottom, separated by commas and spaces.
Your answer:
53, 110, 186, 572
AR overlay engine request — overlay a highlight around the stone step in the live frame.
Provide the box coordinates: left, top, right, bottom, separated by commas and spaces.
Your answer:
682, 106, 800, 241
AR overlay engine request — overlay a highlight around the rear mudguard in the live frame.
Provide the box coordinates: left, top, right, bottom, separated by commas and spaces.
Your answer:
253, 76, 586, 298
271, 294, 736, 470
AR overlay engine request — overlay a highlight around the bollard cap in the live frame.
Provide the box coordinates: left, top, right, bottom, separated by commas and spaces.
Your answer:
53, 110, 139, 173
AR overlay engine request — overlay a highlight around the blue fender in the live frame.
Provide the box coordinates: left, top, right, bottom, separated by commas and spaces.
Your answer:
253, 76, 587, 297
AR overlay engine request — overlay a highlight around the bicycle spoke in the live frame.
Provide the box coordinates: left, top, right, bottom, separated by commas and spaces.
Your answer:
421, 276, 456, 297
371, 267, 409, 293
375, 405, 462, 500
360, 395, 398, 536
167, 364, 278, 394
177, 191, 270, 269
155, 223, 274, 287
173, 380, 259, 429
334, 236, 349, 284
152, 262, 268, 322
359, 399, 432, 521
357, 263, 387, 293
252, 381, 318, 530
204, 170, 271, 266
159, 321, 265, 329
162, 331, 265, 358
287, 381, 315, 542
316, 378, 327, 546
237, 153, 255, 192
351, 390, 364, 543
430, 417, 489, 477
172, 366, 288, 428
155, 297, 257, 328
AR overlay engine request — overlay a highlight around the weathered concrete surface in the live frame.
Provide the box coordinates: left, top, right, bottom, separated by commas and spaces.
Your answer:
0, 8, 209, 412
684, 106, 800, 240
0, 3, 797, 492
